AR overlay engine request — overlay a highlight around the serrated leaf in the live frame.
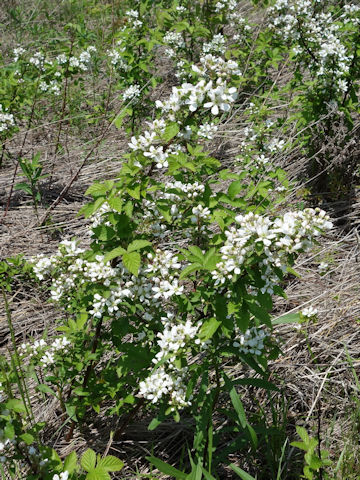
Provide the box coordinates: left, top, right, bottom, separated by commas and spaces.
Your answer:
203, 248, 218, 270
163, 122, 180, 142
64, 451, 77, 474
107, 197, 122, 212
81, 449, 96, 472
179, 263, 199, 280
93, 225, 115, 241
248, 301, 271, 327
291, 441, 308, 451
19, 432, 33, 445
306, 453, 322, 470
85, 182, 109, 197
188, 246, 204, 260
122, 252, 141, 276
97, 455, 124, 472
103, 246, 127, 263
227, 180, 243, 199
127, 184, 141, 200
86, 468, 111, 480
295, 426, 310, 445
199, 317, 221, 341
127, 239, 152, 253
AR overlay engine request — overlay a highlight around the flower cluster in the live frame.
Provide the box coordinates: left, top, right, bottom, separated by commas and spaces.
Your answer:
203, 34, 226, 54
0, 105, 15, 134
20, 336, 71, 367
198, 122, 218, 139
214, 0, 242, 21
122, 84, 141, 101
13, 46, 25, 62
53, 472, 69, 480
212, 208, 333, 286
107, 47, 129, 71
154, 317, 200, 363
163, 31, 186, 57
138, 367, 190, 409
233, 327, 268, 356
39, 80, 61, 96
192, 54, 241, 78
269, 0, 360, 92
125, 9, 143, 28
68, 45, 96, 71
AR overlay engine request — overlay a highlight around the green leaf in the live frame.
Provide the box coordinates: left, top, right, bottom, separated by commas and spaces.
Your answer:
146, 456, 187, 479
65, 402, 76, 422
93, 225, 115, 241
201, 467, 217, 480
247, 423, 258, 449
287, 266, 300, 277
127, 184, 141, 200
203, 248, 219, 270
64, 451, 77, 474
188, 246, 204, 260
295, 426, 310, 445
14, 182, 33, 195
229, 385, 247, 429
19, 432, 34, 445
148, 417, 162, 431
272, 312, 301, 326
103, 246, 127, 263
229, 464, 256, 480
306, 453, 322, 470
127, 239, 152, 253
247, 301, 271, 327
215, 294, 227, 322
81, 449, 96, 472
37, 384, 57, 395
291, 441, 308, 452
179, 263, 199, 280
107, 197, 122, 212
6, 399, 27, 413
163, 122, 180, 142
97, 455, 124, 472
199, 317, 221, 341
86, 468, 110, 480
227, 180, 243, 199
85, 182, 111, 197
122, 252, 141, 276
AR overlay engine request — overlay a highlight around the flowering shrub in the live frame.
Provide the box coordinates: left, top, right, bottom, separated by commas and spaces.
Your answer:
13, 46, 332, 476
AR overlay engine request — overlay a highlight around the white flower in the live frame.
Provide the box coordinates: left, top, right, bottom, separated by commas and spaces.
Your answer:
204, 82, 237, 115
122, 84, 141, 101
53, 472, 69, 480
13, 46, 25, 61
302, 306, 318, 318
198, 122, 218, 139
318, 262, 328, 273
